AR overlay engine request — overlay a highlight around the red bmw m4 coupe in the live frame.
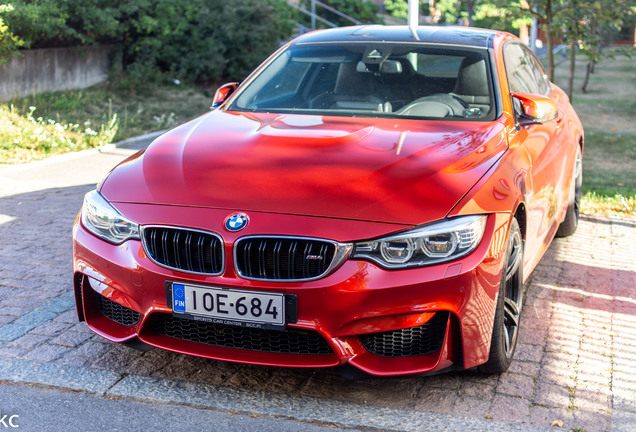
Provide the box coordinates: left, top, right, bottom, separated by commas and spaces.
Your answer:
73, 25, 583, 376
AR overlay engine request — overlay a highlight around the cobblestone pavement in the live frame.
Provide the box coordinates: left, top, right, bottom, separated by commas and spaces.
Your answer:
0, 147, 635, 431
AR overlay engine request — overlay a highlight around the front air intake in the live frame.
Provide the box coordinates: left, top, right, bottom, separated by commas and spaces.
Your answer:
95, 292, 142, 326
152, 314, 334, 355
359, 312, 449, 357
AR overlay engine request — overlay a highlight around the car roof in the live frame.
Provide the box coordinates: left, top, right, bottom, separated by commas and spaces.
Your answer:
291, 25, 502, 49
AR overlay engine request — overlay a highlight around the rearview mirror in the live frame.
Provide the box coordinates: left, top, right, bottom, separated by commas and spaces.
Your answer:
356, 60, 403, 74
380, 60, 402, 74
511, 92, 558, 126
212, 82, 239, 109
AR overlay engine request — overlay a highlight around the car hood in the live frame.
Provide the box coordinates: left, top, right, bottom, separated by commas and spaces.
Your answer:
101, 110, 507, 226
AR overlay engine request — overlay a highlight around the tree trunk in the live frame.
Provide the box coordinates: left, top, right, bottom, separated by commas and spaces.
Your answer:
545, 0, 555, 81
530, 17, 538, 54
568, 41, 576, 100
546, 28, 555, 82
466, 2, 475, 27
580, 16, 594, 93
582, 16, 598, 92
582, 61, 593, 93
591, 45, 604, 74
588, 16, 598, 78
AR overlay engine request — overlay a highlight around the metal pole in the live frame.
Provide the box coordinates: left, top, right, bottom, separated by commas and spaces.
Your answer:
311, 0, 316, 30
408, 0, 419, 32
530, 17, 538, 54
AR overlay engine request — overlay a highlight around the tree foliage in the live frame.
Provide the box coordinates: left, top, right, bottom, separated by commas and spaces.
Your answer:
2, 0, 633, 90
384, 0, 430, 19
300, 0, 382, 28
2, 0, 120, 48
0, 0, 295, 83
488, 0, 634, 85
384, 0, 528, 34
561, 0, 634, 97
0, 5, 23, 65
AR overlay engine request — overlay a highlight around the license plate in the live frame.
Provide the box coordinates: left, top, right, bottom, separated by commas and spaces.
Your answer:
169, 282, 285, 329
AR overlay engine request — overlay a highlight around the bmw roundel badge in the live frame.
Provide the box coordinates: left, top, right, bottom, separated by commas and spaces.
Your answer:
225, 213, 249, 232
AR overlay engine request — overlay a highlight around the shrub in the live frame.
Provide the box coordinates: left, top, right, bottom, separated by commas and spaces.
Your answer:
214, 0, 286, 81
0, 5, 23, 65
1, 0, 295, 83
2, 0, 119, 49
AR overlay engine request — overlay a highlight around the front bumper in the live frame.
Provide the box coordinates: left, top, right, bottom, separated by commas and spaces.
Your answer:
73, 205, 510, 376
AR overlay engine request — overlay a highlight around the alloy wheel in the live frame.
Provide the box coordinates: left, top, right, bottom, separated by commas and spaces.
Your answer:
573, 147, 583, 218
503, 227, 523, 357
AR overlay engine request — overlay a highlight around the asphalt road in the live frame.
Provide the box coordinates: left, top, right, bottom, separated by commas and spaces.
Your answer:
0, 383, 368, 432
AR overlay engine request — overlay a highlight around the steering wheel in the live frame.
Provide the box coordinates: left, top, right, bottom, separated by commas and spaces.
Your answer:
398, 94, 468, 117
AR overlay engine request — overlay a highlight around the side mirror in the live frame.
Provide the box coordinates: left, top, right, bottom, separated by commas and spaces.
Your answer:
511, 92, 558, 127
212, 82, 239, 109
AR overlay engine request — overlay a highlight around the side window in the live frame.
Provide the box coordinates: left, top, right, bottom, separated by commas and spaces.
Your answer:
504, 43, 549, 95
524, 47, 551, 95
503, 43, 540, 94
504, 43, 551, 96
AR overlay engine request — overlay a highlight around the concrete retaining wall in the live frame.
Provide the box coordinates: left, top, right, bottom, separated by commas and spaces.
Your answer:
0, 45, 112, 101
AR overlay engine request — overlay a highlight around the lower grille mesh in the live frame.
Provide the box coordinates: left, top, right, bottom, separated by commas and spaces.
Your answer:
359, 312, 448, 357
152, 314, 334, 355
95, 293, 142, 326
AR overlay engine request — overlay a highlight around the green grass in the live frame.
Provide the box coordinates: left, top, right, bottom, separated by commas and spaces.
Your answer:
581, 133, 636, 196
553, 53, 636, 218
10, 80, 213, 141
0, 105, 117, 164
1, 79, 212, 164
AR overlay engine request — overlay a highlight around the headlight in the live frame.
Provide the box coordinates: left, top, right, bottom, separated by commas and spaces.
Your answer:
352, 215, 487, 269
81, 189, 139, 244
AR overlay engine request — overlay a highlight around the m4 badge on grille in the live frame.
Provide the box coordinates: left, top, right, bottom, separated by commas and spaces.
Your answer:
306, 255, 324, 261
225, 213, 249, 232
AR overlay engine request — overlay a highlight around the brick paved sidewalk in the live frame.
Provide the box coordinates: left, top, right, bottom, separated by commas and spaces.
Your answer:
0, 148, 634, 431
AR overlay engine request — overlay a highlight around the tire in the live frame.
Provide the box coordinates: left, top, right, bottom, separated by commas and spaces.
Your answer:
478, 218, 523, 374
556, 145, 582, 237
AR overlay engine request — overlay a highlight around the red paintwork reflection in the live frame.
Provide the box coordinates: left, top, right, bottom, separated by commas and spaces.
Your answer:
338, 312, 435, 336
100, 112, 506, 225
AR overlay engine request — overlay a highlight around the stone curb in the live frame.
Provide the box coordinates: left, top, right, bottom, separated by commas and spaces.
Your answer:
0, 358, 550, 432
0, 358, 121, 394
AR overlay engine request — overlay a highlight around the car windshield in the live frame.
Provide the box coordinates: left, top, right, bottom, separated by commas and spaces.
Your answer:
229, 43, 495, 121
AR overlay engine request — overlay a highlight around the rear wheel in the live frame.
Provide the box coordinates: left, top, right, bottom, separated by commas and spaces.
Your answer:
479, 218, 523, 374
557, 145, 582, 237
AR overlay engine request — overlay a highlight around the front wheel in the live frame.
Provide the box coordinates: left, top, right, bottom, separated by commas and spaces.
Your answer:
478, 218, 523, 374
